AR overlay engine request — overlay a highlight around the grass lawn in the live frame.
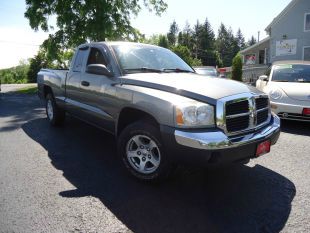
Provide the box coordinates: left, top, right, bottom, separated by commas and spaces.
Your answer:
17, 86, 38, 94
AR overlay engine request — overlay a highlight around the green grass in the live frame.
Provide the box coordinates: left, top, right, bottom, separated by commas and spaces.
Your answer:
16, 86, 38, 94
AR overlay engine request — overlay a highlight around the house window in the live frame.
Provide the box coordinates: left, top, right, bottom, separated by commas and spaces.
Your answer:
305, 13, 310, 31
304, 47, 310, 61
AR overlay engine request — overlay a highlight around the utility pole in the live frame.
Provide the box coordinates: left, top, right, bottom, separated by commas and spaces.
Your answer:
258, 31, 260, 42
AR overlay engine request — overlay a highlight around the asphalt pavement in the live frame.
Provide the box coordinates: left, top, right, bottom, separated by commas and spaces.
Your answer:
0, 89, 310, 233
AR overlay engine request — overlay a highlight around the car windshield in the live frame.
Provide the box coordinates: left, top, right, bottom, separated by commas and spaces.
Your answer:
111, 44, 194, 74
195, 68, 217, 76
272, 64, 310, 82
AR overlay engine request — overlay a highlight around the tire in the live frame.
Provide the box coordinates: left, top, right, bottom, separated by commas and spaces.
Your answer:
118, 121, 172, 182
46, 93, 65, 126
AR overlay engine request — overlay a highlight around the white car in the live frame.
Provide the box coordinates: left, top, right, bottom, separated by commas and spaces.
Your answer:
256, 60, 310, 122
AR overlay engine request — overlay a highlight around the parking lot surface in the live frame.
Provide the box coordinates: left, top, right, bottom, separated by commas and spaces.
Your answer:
0, 91, 309, 233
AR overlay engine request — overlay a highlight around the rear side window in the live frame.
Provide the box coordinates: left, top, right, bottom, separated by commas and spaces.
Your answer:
87, 48, 107, 65
72, 48, 88, 72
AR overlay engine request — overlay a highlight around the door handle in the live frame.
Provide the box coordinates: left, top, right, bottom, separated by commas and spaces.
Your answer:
81, 81, 90, 87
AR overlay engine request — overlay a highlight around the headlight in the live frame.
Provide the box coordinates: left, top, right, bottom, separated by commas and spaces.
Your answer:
269, 88, 282, 100
175, 100, 215, 128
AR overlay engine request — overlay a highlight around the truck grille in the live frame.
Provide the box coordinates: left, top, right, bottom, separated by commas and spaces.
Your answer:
225, 100, 249, 132
223, 96, 270, 134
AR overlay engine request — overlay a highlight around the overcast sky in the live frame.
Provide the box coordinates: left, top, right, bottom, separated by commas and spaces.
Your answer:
0, 0, 291, 69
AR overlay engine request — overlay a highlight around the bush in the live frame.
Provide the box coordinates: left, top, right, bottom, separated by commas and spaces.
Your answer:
0, 61, 29, 84
232, 53, 243, 82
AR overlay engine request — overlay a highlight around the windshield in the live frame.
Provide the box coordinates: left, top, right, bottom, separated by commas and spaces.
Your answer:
195, 68, 217, 76
111, 44, 194, 74
272, 64, 310, 82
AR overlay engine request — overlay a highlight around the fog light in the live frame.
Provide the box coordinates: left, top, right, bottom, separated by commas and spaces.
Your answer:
303, 108, 310, 115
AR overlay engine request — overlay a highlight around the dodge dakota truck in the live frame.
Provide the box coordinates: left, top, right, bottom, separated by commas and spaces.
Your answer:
37, 41, 280, 181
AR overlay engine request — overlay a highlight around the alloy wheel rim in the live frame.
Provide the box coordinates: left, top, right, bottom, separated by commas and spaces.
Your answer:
126, 135, 161, 174
47, 100, 54, 120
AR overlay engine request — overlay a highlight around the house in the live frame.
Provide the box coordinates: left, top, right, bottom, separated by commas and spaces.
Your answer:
240, 0, 310, 65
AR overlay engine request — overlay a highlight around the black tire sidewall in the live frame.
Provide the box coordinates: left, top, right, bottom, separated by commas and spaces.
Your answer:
118, 121, 170, 181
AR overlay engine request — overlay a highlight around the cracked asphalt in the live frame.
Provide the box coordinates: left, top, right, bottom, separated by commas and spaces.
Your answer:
0, 88, 310, 233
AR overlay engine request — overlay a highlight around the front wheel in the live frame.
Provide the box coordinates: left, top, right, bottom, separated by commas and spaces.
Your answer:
118, 121, 172, 182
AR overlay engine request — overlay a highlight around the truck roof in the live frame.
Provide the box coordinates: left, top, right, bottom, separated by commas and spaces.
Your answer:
78, 41, 162, 49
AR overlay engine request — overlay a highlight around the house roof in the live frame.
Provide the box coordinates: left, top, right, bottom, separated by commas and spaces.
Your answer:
265, 0, 299, 32
240, 37, 270, 54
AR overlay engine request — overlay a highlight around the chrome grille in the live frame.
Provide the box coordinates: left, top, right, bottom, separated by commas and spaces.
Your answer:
225, 100, 249, 132
216, 93, 271, 135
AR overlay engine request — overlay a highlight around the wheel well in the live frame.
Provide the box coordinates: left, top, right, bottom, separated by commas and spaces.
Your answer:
43, 85, 53, 98
117, 108, 159, 136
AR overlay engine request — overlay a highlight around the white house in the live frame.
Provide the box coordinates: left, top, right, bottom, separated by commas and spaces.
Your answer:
240, 0, 310, 65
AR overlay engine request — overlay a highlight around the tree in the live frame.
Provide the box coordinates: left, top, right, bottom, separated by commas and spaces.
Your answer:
158, 35, 169, 48
171, 45, 202, 66
167, 20, 179, 46
232, 53, 243, 82
193, 18, 216, 66
215, 24, 239, 67
247, 36, 257, 46
180, 21, 193, 50
27, 50, 50, 83
25, 0, 167, 60
216, 23, 231, 66
236, 28, 246, 50
200, 18, 215, 51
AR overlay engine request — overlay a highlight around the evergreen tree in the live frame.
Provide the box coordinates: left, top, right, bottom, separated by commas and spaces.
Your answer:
158, 35, 169, 48
215, 24, 239, 67
181, 21, 193, 50
247, 36, 257, 46
167, 20, 179, 46
236, 28, 246, 50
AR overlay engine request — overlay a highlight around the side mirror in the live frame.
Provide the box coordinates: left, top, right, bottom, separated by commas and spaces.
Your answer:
259, 75, 269, 82
86, 64, 113, 77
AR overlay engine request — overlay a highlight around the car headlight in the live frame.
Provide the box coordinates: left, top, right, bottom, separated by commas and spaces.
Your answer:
269, 88, 283, 100
175, 100, 215, 128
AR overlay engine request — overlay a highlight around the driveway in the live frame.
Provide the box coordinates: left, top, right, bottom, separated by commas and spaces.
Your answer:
0, 92, 309, 233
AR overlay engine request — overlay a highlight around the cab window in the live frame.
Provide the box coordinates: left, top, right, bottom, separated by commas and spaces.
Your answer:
87, 48, 107, 66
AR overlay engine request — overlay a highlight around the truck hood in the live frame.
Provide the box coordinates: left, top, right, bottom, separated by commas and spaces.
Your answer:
122, 73, 261, 101
270, 82, 310, 101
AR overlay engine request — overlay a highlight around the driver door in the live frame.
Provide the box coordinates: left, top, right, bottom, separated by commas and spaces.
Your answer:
78, 46, 117, 133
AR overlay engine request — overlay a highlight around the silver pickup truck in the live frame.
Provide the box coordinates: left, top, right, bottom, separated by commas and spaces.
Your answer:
38, 41, 280, 181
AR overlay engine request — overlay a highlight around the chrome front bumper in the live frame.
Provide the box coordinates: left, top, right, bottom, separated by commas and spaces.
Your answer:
175, 114, 280, 150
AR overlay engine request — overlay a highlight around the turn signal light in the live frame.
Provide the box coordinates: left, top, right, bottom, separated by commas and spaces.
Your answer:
302, 108, 310, 115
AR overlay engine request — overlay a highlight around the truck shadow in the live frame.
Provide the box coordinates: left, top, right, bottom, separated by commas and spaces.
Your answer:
280, 119, 310, 136
22, 117, 296, 233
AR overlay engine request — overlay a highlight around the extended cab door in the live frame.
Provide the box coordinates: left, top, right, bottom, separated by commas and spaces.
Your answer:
78, 45, 118, 133
65, 46, 89, 115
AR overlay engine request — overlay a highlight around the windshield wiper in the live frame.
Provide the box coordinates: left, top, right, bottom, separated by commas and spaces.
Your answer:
123, 67, 163, 73
273, 80, 289, 82
163, 68, 195, 73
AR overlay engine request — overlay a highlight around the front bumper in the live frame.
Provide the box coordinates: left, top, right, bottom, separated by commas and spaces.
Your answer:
161, 114, 281, 165
271, 101, 310, 122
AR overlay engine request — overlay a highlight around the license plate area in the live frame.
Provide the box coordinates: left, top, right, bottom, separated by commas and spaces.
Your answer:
256, 140, 271, 157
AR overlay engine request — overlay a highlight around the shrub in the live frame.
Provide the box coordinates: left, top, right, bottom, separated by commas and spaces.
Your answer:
232, 53, 243, 82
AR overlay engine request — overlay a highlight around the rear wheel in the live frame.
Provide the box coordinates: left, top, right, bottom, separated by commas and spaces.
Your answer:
118, 121, 172, 182
46, 93, 65, 126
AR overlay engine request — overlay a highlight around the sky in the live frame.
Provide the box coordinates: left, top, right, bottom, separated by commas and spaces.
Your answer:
0, 0, 292, 69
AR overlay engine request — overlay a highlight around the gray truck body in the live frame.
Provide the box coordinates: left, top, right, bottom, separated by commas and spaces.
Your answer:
38, 41, 280, 167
